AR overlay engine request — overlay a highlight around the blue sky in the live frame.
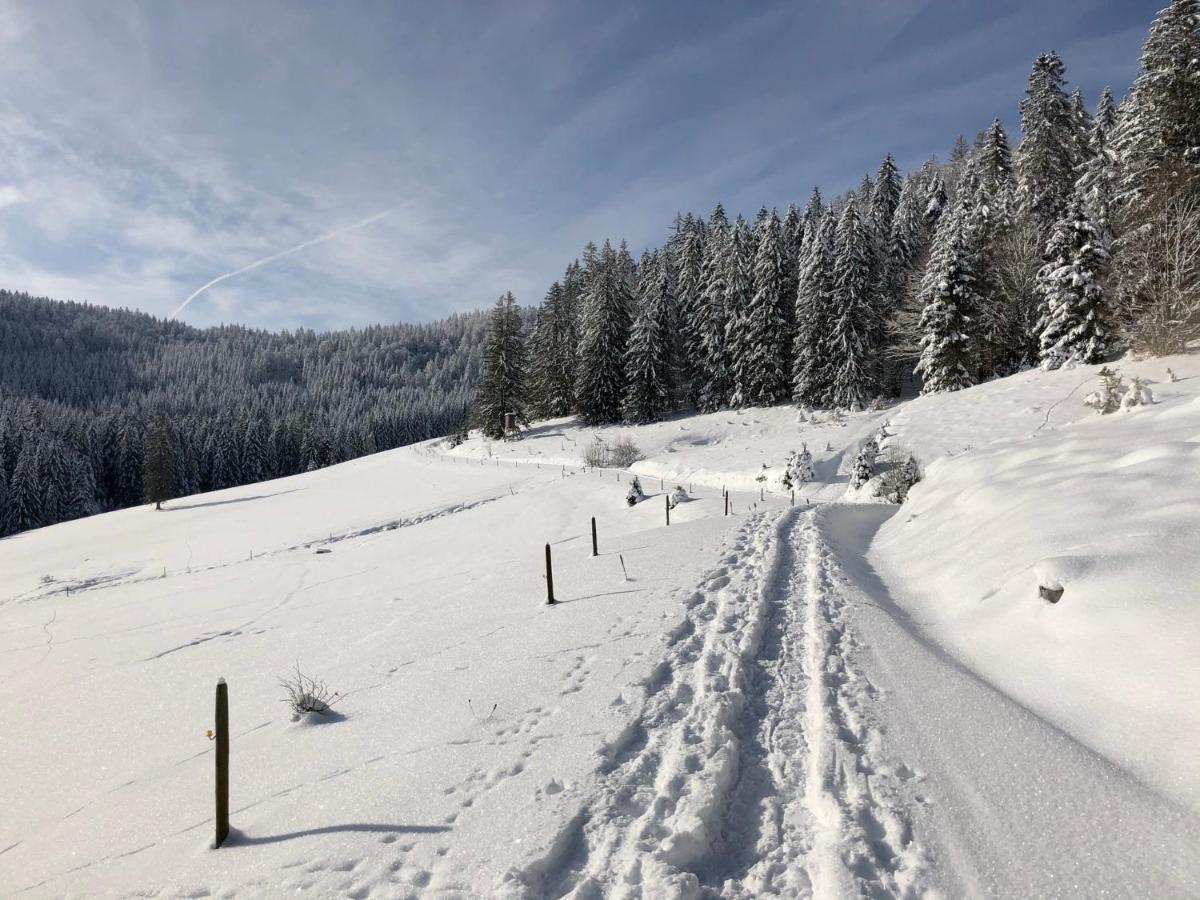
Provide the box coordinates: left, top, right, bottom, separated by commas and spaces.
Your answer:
0, 0, 1157, 331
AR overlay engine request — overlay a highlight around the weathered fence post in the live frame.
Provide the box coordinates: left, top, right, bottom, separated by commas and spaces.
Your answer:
665, 495, 670, 526
791, 489, 795, 507
760, 487, 764, 502
545, 544, 556, 605
591, 517, 598, 557
214, 678, 230, 849
724, 491, 729, 516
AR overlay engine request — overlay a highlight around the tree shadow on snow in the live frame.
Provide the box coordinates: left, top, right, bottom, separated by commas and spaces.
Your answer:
165, 489, 299, 512
224, 822, 451, 846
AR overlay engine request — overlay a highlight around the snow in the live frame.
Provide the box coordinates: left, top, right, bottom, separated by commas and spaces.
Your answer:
3, 351, 1200, 897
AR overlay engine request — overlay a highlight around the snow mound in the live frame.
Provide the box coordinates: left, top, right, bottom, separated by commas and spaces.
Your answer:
873, 350, 1200, 809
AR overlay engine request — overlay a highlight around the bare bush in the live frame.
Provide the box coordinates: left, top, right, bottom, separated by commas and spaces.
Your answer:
280, 666, 340, 722
583, 436, 607, 468
609, 435, 643, 467
1116, 193, 1200, 355
582, 434, 643, 468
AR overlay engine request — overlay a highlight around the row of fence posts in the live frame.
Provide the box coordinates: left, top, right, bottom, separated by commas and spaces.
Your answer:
209, 458, 814, 848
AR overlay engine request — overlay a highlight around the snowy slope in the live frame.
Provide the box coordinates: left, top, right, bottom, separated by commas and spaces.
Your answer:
3, 351, 1200, 898
872, 351, 1200, 811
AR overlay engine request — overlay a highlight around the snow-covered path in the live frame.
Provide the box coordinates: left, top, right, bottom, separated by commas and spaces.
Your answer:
507, 505, 1200, 899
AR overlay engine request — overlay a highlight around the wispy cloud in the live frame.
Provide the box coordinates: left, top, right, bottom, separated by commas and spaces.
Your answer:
0, 0, 1152, 331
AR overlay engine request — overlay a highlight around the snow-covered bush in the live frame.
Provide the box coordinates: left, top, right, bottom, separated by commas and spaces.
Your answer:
849, 439, 878, 490
668, 485, 690, 508
781, 445, 816, 490
625, 476, 646, 507
1084, 367, 1125, 414
873, 448, 922, 504
280, 667, 340, 722
1084, 367, 1154, 414
1121, 376, 1153, 411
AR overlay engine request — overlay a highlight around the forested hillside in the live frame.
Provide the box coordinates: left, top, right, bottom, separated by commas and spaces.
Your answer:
0, 291, 487, 535
473, 1, 1199, 438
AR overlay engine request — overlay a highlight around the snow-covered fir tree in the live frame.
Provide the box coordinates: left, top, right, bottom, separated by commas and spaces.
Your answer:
1016, 52, 1079, 239
724, 216, 755, 406
698, 205, 733, 411
915, 202, 979, 394
528, 281, 579, 418
792, 211, 835, 406
1114, 0, 1200, 210
732, 210, 791, 406
1037, 196, 1111, 369
623, 253, 675, 424
671, 215, 706, 407
849, 439, 878, 490
825, 202, 879, 409
577, 242, 634, 424
473, 292, 528, 438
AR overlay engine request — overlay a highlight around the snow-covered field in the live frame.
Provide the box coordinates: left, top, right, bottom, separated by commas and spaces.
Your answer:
3, 351, 1200, 898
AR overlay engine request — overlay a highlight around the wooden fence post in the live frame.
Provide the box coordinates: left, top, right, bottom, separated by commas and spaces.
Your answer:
545, 544, 556, 605
665, 495, 670, 526
591, 517, 598, 557
724, 491, 729, 516
214, 678, 230, 849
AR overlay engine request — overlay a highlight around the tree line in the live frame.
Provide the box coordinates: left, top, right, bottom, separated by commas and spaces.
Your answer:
473, 1, 1200, 438
0, 291, 488, 535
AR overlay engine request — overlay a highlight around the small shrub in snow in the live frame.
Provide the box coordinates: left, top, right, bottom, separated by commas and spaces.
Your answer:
849, 439, 878, 490
1084, 367, 1126, 414
583, 434, 643, 468
280, 666, 340, 722
1121, 376, 1153, 411
583, 436, 607, 468
668, 485, 690, 508
609, 435, 643, 468
625, 476, 646, 507
873, 449, 922, 504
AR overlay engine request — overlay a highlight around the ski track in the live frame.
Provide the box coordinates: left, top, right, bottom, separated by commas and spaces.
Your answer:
502, 508, 926, 899
0, 494, 504, 613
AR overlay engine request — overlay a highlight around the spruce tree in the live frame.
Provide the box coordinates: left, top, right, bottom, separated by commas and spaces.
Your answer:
724, 216, 755, 407
1037, 196, 1111, 369
793, 213, 836, 406
672, 218, 707, 408
1077, 86, 1121, 236
143, 417, 175, 510
528, 281, 578, 418
869, 154, 903, 240
577, 243, 634, 424
9, 441, 41, 532
473, 292, 528, 438
1115, 0, 1200, 209
915, 205, 979, 394
733, 210, 791, 406
826, 202, 879, 409
698, 205, 732, 411
623, 254, 675, 423
1016, 52, 1078, 238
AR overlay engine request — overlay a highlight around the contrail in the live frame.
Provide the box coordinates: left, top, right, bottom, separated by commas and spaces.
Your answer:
169, 208, 394, 319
